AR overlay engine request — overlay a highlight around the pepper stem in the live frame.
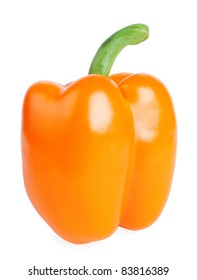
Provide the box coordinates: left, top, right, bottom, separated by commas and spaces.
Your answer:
88, 24, 149, 76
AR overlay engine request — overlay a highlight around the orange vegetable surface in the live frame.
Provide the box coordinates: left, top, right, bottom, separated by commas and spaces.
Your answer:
21, 24, 177, 244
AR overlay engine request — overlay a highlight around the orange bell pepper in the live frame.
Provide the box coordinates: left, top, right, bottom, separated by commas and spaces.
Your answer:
21, 24, 177, 244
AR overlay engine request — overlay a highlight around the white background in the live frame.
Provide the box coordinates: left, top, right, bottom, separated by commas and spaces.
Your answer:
1, 0, 197, 279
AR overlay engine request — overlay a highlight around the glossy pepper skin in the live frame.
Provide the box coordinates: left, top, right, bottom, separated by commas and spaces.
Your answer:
21, 24, 177, 244
110, 73, 176, 230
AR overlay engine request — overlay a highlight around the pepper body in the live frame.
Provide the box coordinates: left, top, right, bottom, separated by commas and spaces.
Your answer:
21, 24, 177, 244
22, 73, 176, 243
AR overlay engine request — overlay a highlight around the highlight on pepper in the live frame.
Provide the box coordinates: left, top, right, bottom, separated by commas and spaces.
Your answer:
21, 24, 177, 244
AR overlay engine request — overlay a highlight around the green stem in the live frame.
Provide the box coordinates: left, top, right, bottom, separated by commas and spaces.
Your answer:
88, 24, 149, 76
